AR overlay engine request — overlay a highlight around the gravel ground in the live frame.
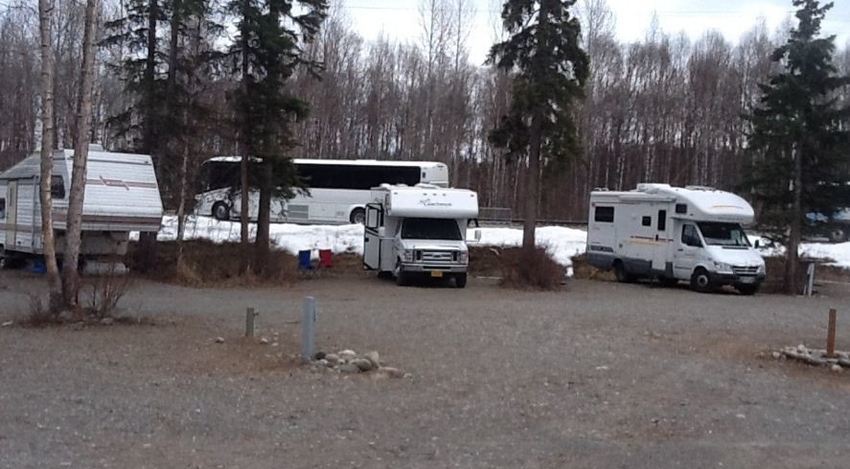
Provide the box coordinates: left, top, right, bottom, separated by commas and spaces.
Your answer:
1, 271, 849, 469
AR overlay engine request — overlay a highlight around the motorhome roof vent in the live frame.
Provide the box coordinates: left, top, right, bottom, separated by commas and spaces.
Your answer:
684, 185, 716, 191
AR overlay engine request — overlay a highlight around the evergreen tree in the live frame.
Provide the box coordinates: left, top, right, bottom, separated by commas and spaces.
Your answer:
743, 0, 850, 294
227, 0, 327, 272
488, 0, 589, 250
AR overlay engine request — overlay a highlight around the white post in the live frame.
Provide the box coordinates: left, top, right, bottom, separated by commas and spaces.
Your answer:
301, 297, 316, 363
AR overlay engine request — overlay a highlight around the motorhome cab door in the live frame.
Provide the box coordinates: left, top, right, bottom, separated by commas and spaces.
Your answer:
363, 203, 382, 270
674, 222, 702, 278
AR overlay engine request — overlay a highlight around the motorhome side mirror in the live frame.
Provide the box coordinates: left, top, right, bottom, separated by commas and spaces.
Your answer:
475, 229, 482, 242
378, 227, 386, 237
754, 239, 760, 249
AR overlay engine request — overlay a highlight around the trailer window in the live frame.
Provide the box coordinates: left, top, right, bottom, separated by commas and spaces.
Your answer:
641, 216, 651, 227
51, 176, 65, 199
594, 206, 614, 223
657, 210, 667, 231
675, 203, 687, 214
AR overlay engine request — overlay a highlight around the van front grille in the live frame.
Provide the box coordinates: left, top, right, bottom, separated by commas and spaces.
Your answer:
733, 265, 759, 276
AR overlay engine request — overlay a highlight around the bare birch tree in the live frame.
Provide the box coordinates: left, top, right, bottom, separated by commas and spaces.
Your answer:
38, 0, 63, 312
61, 0, 100, 311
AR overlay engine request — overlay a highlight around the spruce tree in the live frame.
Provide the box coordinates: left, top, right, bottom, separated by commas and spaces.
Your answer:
488, 0, 589, 250
743, 0, 850, 294
227, 0, 326, 272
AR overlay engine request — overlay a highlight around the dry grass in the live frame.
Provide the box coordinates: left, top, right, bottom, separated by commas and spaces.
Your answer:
570, 253, 616, 282
497, 247, 565, 291
128, 240, 363, 287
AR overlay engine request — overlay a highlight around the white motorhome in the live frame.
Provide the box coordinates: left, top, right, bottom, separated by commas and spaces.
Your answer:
0, 147, 163, 267
587, 184, 766, 294
363, 184, 479, 288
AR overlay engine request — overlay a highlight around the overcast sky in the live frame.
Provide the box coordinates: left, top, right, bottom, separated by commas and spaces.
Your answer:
343, 0, 850, 64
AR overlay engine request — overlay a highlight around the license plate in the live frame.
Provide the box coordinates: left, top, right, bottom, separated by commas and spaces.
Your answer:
740, 277, 756, 284
431, 271, 444, 278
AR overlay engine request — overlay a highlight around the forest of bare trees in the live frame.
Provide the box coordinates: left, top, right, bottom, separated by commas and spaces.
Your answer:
2, 0, 849, 221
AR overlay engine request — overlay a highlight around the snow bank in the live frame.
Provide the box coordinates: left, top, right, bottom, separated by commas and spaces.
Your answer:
146, 216, 850, 270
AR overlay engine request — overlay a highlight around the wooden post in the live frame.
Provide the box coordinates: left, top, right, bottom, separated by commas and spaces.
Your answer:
827, 308, 837, 358
301, 297, 316, 363
245, 307, 257, 337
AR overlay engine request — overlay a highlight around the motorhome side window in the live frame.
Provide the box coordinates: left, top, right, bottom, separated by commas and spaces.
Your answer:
682, 224, 702, 247
0, 198, 5, 219
51, 176, 65, 199
594, 206, 614, 223
641, 216, 651, 226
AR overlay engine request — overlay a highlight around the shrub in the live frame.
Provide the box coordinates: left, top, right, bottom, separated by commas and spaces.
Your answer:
498, 246, 565, 290
84, 265, 133, 318
24, 294, 62, 327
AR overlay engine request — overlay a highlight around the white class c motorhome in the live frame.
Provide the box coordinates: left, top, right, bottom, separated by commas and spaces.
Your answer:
363, 184, 479, 288
0, 147, 164, 270
587, 184, 766, 294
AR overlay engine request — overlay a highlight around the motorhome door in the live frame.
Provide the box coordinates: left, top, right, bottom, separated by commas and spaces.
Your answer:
674, 222, 701, 278
363, 203, 383, 270
651, 207, 670, 271
5, 181, 16, 249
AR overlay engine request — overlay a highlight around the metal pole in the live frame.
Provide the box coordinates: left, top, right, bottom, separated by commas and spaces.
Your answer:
827, 308, 837, 358
805, 263, 816, 296
302, 297, 316, 363
245, 307, 256, 337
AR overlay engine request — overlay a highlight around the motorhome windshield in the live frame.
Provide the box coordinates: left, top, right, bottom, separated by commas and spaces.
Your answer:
401, 218, 462, 240
697, 222, 750, 247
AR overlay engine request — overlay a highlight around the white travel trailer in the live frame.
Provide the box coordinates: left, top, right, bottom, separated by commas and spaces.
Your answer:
363, 184, 479, 288
587, 184, 766, 294
0, 147, 163, 267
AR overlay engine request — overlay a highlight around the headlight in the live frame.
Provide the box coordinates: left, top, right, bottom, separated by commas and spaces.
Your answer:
714, 261, 733, 272
402, 250, 414, 262
459, 251, 469, 264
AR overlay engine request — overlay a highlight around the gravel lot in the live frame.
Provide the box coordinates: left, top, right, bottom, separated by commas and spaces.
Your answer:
1, 271, 849, 469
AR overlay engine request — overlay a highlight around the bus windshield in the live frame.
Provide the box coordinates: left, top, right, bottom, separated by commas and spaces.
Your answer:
697, 222, 750, 247
401, 218, 462, 241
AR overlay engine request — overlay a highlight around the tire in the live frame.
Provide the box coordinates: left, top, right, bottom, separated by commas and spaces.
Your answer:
454, 273, 467, 288
212, 201, 231, 221
690, 268, 714, 293
828, 227, 847, 243
737, 284, 760, 296
614, 261, 634, 283
350, 208, 366, 225
394, 260, 409, 286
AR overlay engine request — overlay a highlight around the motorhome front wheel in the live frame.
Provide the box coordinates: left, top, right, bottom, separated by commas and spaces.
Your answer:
690, 268, 714, 293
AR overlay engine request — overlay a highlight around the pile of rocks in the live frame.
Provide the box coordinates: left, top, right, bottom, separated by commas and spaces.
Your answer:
776, 344, 850, 372
312, 349, 407, 378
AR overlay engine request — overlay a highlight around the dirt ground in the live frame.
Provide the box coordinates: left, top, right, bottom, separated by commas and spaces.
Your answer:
1, 270, 850, 469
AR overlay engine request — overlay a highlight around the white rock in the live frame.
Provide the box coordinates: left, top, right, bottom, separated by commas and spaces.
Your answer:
364, 351, 381, 368
271, 342, 279, 347
771, 351, 781, 360
214, 337, 225, 344
377, 367, 405, 379
1, 321, 13, 327
797, 344, 807, 352
100, 317, 114, 325
351, 358, 374, 372
339, 363, 361, 374
831, 364, 842, 373
325, 353, 340, 365
259, 338, 270, 345
338, 349, 357, 361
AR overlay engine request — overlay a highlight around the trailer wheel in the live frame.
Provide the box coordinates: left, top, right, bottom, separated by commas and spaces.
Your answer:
690, 268, 714, 293
212, 202, 231, 221
614, 261, 634, 283
349, 207, 366, 225
454, 273, 467, 288
828, 227, 847, 243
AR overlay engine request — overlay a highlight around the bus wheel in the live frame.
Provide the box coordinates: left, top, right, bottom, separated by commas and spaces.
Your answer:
212, 202, 231, 221
350, 208, 366, 225
829, 227, 847, 243
690, 268, 714, 293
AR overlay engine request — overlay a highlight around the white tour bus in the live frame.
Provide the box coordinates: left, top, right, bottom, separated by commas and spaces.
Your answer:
586, 184, 766, 294
194, 157, 449, 224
